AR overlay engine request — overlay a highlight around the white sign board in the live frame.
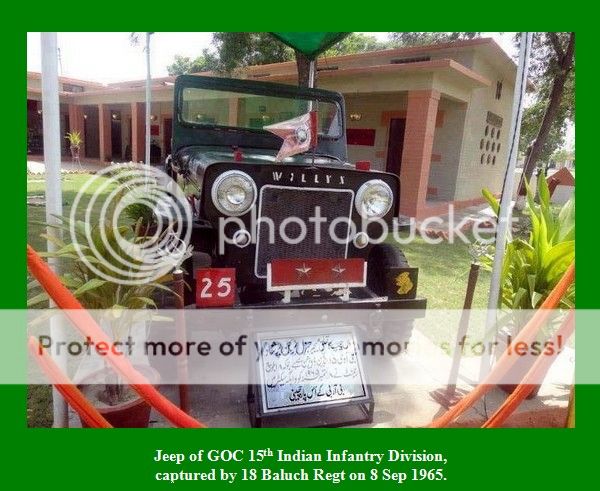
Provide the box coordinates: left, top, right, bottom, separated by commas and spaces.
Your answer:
255, 326, 370, 414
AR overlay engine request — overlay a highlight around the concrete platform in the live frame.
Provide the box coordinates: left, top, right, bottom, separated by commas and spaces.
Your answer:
145, 330, 570, 429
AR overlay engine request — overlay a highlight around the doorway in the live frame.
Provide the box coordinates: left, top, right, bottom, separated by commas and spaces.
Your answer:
163, 118, 173, 157
111, 112, 122, 160
83, 106, 99, 159
385, 118, 406, 176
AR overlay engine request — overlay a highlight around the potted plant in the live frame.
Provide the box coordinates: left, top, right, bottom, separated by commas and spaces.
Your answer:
28, 216, 181, 427
65, 131, 82, 161
480, 172, 574, 396
124, 202, 157, 236
109, 164, 159, 236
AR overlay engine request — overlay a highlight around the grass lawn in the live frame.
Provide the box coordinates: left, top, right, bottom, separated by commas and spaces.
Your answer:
27, 173, 114, 252
392, 233, 491, 310
28, 172, 115, 427
27, 172, 492, 426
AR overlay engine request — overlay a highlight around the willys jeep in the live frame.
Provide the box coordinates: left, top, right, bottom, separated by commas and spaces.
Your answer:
164, 74, 426, 310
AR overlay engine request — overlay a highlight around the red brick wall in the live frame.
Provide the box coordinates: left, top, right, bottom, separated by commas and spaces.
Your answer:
68, 104, 85, 157
131, 102, 145, 163
399, 90, 440, 217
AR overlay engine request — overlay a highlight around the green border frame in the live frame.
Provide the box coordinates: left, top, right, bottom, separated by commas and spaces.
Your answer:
4, 18, 597, 489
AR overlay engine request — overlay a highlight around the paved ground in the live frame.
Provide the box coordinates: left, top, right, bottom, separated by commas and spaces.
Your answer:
66, 330, 572, 429
27, 159, 107, 174
148, 330, 571, 429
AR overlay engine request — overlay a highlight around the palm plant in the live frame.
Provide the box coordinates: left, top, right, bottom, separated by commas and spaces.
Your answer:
124, 202, 156, 228
65, 131, 82, 148
65, 131, 83, 161
28, 216, 177, 405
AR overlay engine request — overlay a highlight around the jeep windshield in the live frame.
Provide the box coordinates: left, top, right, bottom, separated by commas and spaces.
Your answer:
173, 75, 348, 161
180, 87, 342, 138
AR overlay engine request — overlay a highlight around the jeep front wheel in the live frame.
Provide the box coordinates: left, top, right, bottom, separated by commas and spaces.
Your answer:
366, 243, 409, 296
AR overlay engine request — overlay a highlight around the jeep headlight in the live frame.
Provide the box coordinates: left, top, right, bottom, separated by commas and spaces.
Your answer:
211, 170, 257, 216
355, 179, 393, 218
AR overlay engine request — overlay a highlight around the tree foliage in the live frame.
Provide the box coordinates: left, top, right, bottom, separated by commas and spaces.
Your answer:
551, 147, 574, 165
517, 33, 575, 196
322, 33, 389, 57
518, 33, 575, 165
519, 96, 569, 164
167, 54, 218, 76
166, 32, 389, 79
209, 32, 294, 73
388, 32, 480, 47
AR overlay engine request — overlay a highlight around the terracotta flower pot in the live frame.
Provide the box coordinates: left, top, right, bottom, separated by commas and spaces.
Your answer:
498, 382, 541, 399
78, 365, 160, 428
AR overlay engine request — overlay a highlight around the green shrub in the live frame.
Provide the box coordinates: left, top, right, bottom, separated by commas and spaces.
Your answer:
481, 173, 574, 309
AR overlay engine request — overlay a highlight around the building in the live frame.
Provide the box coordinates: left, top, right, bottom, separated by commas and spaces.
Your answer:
27, 37, 517, 219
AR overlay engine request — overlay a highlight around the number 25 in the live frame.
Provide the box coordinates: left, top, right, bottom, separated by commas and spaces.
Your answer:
200, 277, 232, 298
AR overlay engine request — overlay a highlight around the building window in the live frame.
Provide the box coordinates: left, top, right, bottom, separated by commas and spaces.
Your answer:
495, 81, 503, 100
63, 83, 84, 93
482, 112, 502, 159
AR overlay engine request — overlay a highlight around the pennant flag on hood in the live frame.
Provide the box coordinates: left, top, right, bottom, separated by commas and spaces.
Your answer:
264, 111, 317, 162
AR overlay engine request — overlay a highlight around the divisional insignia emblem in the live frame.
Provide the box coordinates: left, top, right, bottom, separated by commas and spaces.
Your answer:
387, 267, 418, 299
395, 272, 414, 295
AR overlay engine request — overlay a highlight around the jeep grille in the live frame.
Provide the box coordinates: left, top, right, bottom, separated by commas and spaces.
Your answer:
254, 185, 354, 277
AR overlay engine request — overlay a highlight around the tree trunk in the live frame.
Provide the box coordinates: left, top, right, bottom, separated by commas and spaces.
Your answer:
518, 33, 574, 195
295, 50, 314, 87
519, 70, 568, 193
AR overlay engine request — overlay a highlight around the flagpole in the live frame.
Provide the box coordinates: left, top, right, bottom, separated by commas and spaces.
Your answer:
41, 32, 68, 427
307, 60, 316, 89
480, 32, 533, 378
145, 32, 152, 167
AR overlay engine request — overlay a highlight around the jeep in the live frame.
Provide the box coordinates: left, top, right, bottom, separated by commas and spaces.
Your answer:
165, 74, 426, 309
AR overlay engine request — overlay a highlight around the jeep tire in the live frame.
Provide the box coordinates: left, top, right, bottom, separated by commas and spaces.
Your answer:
367, 243, 409, 297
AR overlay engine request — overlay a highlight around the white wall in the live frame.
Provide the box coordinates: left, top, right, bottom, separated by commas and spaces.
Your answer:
453, 53, 516, 201
551, 185, 574, 205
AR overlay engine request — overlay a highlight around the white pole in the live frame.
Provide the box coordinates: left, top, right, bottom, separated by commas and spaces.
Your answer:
40, 32, 68, 427
480, 32, 533, 378
145, 32, 152, 167
307, 60, 316, 113
307, 59, 316, 89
